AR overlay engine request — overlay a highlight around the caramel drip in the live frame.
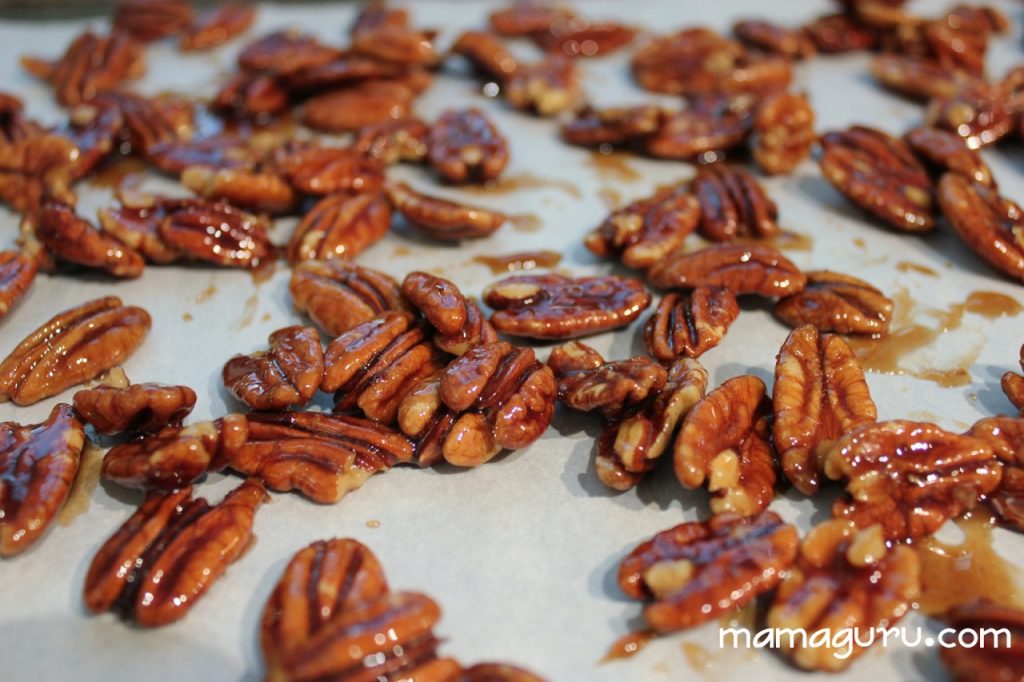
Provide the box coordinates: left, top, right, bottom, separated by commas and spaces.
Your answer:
458, 172, 582, 199
586, 151, 641, 182
601, 630, 655, 662
472, 250, 561, 274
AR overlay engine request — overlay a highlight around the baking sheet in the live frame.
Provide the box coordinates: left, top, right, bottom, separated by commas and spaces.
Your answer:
1, 1, 1024, 680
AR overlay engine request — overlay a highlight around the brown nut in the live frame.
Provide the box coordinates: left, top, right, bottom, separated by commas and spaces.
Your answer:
560, 105, 663, 148
230, 412, 411, 502
693, 164, 780, 241
213, 72, 289, 120
937, 173, 1024, 283
905, 126, 994, 187
237, 30, 342, 76
93, 91, 193, 157
484, 273, 651, 340
504, 54, 581, 116
301, 82, 413, 133
926, 81, 1016, 150
0, 130, 79, 214
290, 259, 409, 337
21, 31, 144, 106
644, 94, 756, 160
773, 326, 877, 495
113, 0, 193, 41
548, 341, 666, 417
618, 511, 799, 633
870, 54, 978, 101
0, 297, 151, 406
643, 288, 740, 361
427, 108, 509, 184
350, 4, 438, 67
386, 181, 506, 240
584, 183, 699, 270
773, 270, 894, 336
733, 20, 815, 59
768, 520, 920, 671
73, 382, 197, 435
284, 55, 408, 93
181, 165, 296, 215
534, 18, 635, 58
223, 327, 324, 411
276, 144, 386, 195
1003, 345, 1024, 415
823, 421, 1003, 542
940, 601, 1024, 682
647, 243, 806, 298
0, 250, 38, 319
819, 125, 935, 233
32, 202, 144, 278
969, 416, 1024, 529
451, 30, 521, 83
490, 2, 576, 36
674, 374, 776, 516
0, 404, 85, 557
752, 91, 815, 175
401, 271, 499, 356
287, 192, 392, 263
353, 117, 429, 165
83, 479, 266, 626
158, 198, 274, 268
97, 193, 184, 264
180, 3, 257, 52
147, 131, 258, 176
802, 14, 878, 54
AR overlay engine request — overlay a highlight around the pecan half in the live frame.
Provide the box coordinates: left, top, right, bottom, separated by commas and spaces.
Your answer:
773, 270, 894, 335
83, 479, 266, 626
74, 383, 196, 435
937, 173, 1024, 283
504, 54, 581, 116
237, 31, 342, 76
643, 288, 740, 361
158, 198, 274, 268
752, 91, 815, 175
0, 404, 85, 557
870, 54, 977, 101
302, 82, 413, 133
803, 14, 877, 53
285, 55, 407, 93
97, 192, 184, 264
940, 601, 1024, 682
534, 19, 635, 58
584, 184, 699, 270
1003, 345, 1024, 415
773, 326, 877, 495
0, 297, 151, 406
693, 164, 779, 241
969, 416, 1024, 529
401, 271, 498, 356
21, 31, 144, 106
823, 421, 1003, 542
427, 108, 508, 184
451, 30, 521, 83
0, 250, 37, 319
674, 374, 776, 516
180, 3, 256, 52
223, 327, 324, 411
926, 81, 1016, 149
768, 521, 920, 671
213, 72, 289, 120
484, 273, 651, 340
94, 91, 193, 157
62, 101, 123, 179
560, 105, 663, 148
647, 243, 806, 298
733, 20, 815, 59
276, 144, 386, 195
905, 126, 994, 187
32, 202, 144, 278
353, 117, 429, 165
819, 125, 935, 232
548, 341, 666, 417
350, 3, 438, 66
644, 94, 756, 160
0, 130, 79, 214
290, 260, 409, 337
287, 192, 392, 263
490, 1, 576, 36
181, 165, 296, 215
113, 0, 193, 41
618, 511, 799, 633
386, 181, 506, 240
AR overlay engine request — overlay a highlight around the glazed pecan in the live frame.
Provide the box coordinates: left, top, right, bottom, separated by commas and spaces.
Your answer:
926, 81, 1016, 149
73, 382, 196, 435
349, 3, 438, 66
20, 31, 144, 106
733, 20, 815, 59
302, 82, 413, 133
113, 0, 193, 41
937, 173, 1024, 283
596, 358, 708, 491
548, 341, 666, 418
0, 297, 151, 406
31, 202, 144, 278
230, 412, 410, 502
322, 312, 446, 424
97, 191, 184, 264
773, 326, 877, 495
905, 126, 994, 187
147, 130, 258, 176
287, 192, 391, 263
451, 30, 521, 83
768, 520, 920, 671
284, 55, 408, 92
276, 144, 386, 195
940, 601, 1024, 682
751, 91, 815, 176
401, 271, 498, 356
490, 1, 576, 36
693, 164, 780, 241
0, 250, 37, 319
427, 109, 508, 184
94, 90, 193, 157
237, 31, 342, 76
819, 125, 935, 232
560, 105, 662, 148
774, 270, 894, 335
534, 18, 635, 58
584, 184, 699, 270
643, 288, 740, 361
62, 101, 123, 179
180, 3, 256, 51
0, 130, 79, 214
618, 511, 798, 633
223, 327, 324, 411
290, 260, 408, 337
213, 72, 289, 120
870, 55, 977, 101
802, 14, 877, 53
823, 421, 1003, 542
1003, 345, 1024, 415
398, 341, 556, 467
83, 479, 266, 626
484, 273, 651, 340
644, 94, 756, 160
158, 198, 274, 268
386, 181, 506, 240
181, 165, 296, 215
647, 243, 806, 298
675, 375, 776, 516
504, 54, 581, 116
0, 404, 85, 557
969, 416, 1024, 529
353, 117, 429, 165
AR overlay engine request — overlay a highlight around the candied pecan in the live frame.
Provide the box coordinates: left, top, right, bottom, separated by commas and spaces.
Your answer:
584, 184, 699, 270
230, 412, 410, 502
0, 297, 151, 406
62, 101, 123, 179
596, 358, 707, 491
484, 273, 651, 340
237, 31, 342, 76
21, 31, 144, 106
870, 54, 977, 101
353, 117, 429, 165
181, 165, 296, 215
618, 511, 798, 633
905, 126, 994, 187
560, 105, 663, 148
733, 19, 815, 59
535, 18, 635, 58
387, 181, 505, 240
180, 3, 256, 51
31, 202, 144, 278
819, 125, 935, 232
148, 131, 258, 176
83, 479, 266, 626
302, 82, 413, 133
288, 192, 391, 263
275, 144, 386, 195
285, 56, 407, 92
823, 421, 1003, 542
752, 91, 815, 175
93, 91, 193, 157
398, 342, 556, 467
643, 288, 740, 361
774, 270, 894, 335
290, 259, 408, 337
942, 5, 1010, 35
803, 14, 878, 53
0, 92, 41, 143
937, 173, 1024, 283
926, 81, 1016, 149
451, 30, 521, 83
969, 416, 1024, 529
158, 198, 274, 268
504, 54, 581, 116
647, 243, 806, 298
1003, 346, 1024, 415
223, 327, 324, 411
213, 72, 289, 120
427, 108, 508, 184
350, 4, 438, 67
0, 130, 79, 214
322, 312, 446, 424
768, 520, 920, 671
0, 404, 85, 557
490, 1, 576, 36
692, 164, 779, 241
773, 326, 877, 495
941, 601, 1024, 682
548, 341, 666, 417
113, 0, 193, 41
0, 250, 37, 319
674, 375, 776, 516
97, 192, 183, 264
74, 383, 196, 435
401, 271, 498, 355
644, 94, 756, 160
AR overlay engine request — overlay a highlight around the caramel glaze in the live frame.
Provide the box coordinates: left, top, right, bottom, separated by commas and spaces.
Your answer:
601, 630, 655, 662
473, 250, 561, 275
88, 157, 149, 190
59, 440, 104, 525
597, 187, 622, 210
896, 260, 939, 277
587, 151, 641, 182
459, 172, 583, 199
510, 213, 542, 232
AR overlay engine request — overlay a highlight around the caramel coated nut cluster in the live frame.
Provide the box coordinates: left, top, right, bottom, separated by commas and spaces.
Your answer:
969, 416, 1024, 530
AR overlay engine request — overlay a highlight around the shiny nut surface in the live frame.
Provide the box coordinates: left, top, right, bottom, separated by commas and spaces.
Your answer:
643, 288, 740, 361
223, 326, 324, 411
774, 270, 894, 336
647, 243, 806, 298
73, 382, 196, 434
289, 259, 409, 337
